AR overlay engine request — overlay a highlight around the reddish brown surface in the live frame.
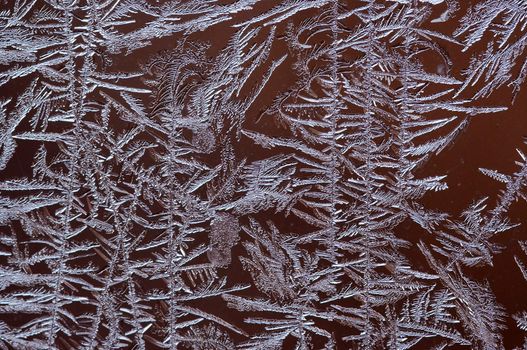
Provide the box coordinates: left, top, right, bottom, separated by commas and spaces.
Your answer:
1, 0, 527, 349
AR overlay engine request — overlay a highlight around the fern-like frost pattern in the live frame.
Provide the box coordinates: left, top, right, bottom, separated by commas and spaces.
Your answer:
1, 0, 527, 349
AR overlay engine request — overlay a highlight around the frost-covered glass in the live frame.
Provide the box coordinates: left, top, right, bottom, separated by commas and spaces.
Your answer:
1, 0, 527, 349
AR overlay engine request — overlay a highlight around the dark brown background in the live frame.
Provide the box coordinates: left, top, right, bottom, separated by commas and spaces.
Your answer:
1, 0, 527, 349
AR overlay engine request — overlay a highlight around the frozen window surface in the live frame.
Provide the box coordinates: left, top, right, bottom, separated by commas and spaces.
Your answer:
1, 0, 527, 349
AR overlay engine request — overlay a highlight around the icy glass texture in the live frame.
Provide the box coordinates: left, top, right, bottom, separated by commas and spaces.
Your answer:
1, 0, 527, 349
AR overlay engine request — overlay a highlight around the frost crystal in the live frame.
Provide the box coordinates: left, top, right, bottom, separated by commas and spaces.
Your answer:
1, 0, 527, 349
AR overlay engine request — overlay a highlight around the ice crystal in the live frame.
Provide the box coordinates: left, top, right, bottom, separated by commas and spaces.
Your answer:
1, 0, 527, 349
